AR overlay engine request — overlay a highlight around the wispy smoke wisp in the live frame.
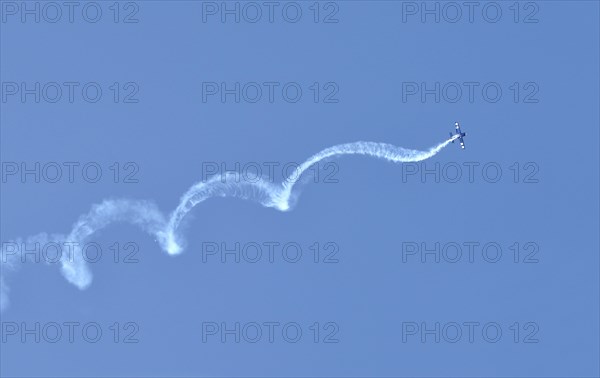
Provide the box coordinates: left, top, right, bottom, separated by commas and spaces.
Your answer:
0, 137, 456, 311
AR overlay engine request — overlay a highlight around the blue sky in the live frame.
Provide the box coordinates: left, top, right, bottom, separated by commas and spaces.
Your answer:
1, 1, 599, 377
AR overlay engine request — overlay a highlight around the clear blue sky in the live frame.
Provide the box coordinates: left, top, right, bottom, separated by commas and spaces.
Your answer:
1, 1, 598, 377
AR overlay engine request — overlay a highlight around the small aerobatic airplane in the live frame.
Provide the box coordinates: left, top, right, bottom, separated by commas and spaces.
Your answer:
450, 122, 467, 149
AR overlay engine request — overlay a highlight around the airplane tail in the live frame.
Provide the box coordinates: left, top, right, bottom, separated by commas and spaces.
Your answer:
450, 132, 454, 142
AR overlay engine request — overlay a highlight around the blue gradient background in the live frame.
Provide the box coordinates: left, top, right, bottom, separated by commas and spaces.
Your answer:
1, 1, 598, 377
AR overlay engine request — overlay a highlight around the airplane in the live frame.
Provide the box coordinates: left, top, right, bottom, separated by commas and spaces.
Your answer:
449, 122, 467, 149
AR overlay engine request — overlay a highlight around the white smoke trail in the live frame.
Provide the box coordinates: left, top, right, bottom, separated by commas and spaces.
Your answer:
0, 136, 457, 311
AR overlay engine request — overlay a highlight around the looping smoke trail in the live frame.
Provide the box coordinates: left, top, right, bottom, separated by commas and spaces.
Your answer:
0, 137, 457, 311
